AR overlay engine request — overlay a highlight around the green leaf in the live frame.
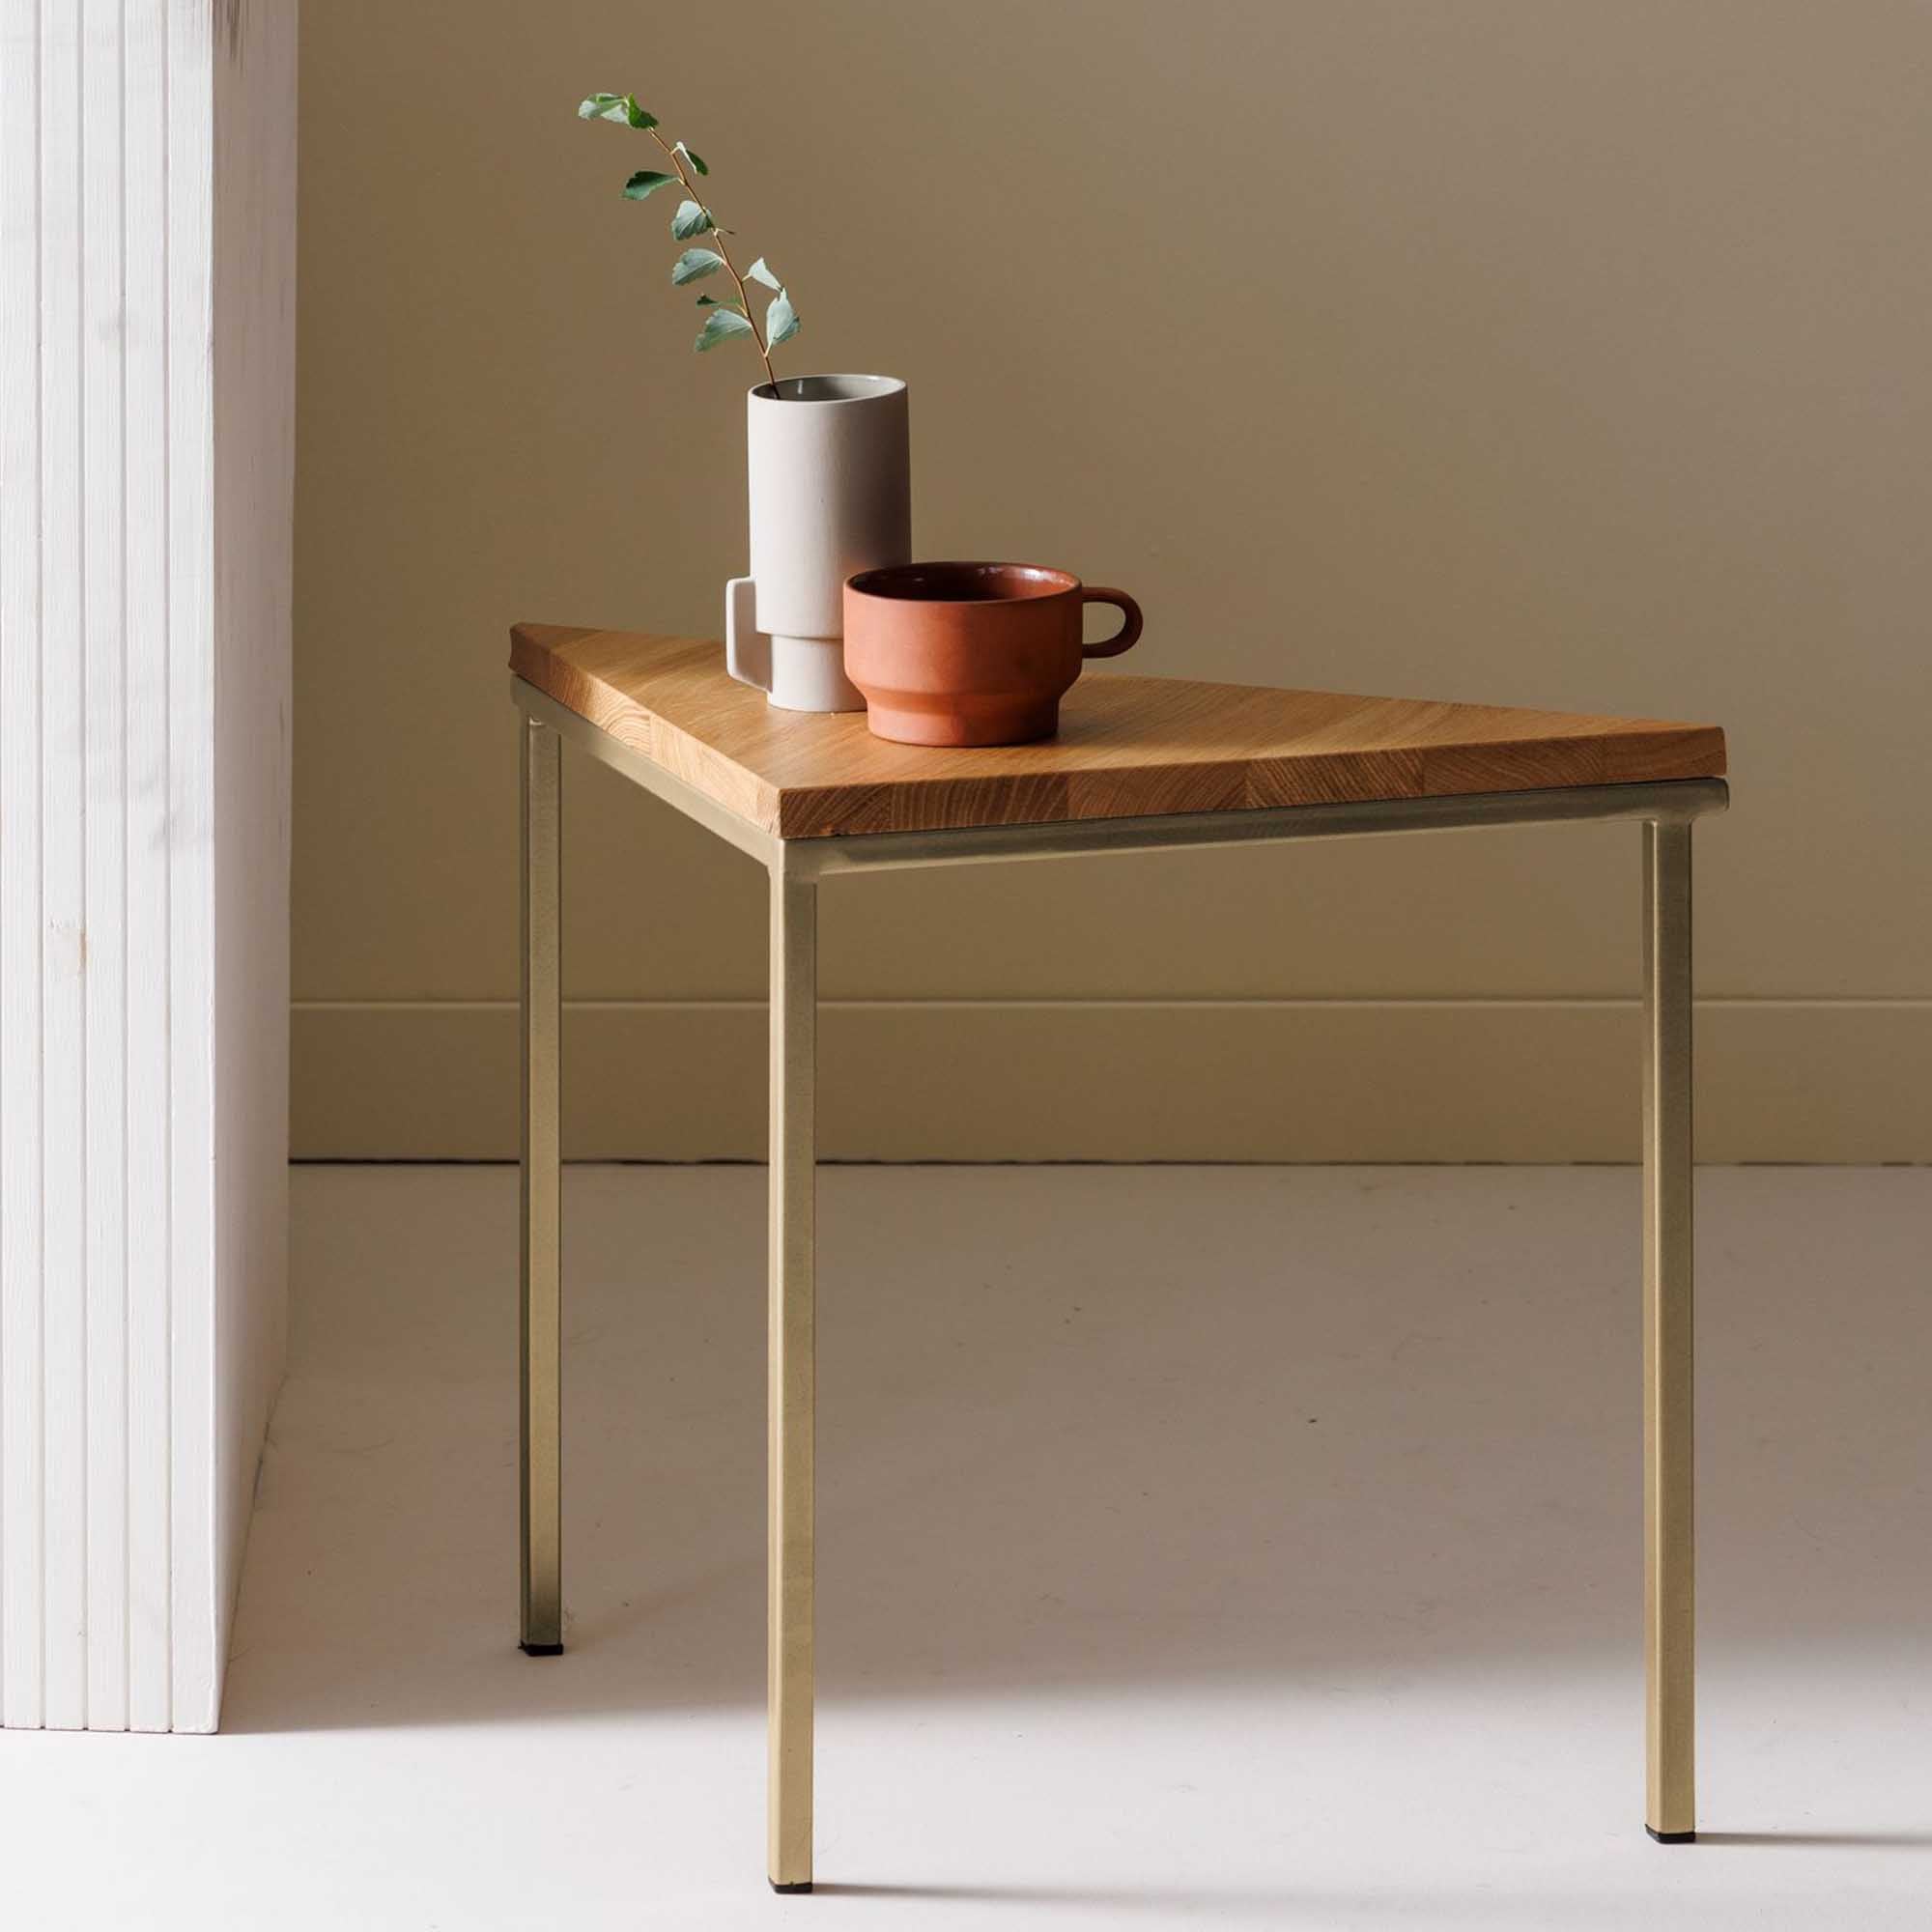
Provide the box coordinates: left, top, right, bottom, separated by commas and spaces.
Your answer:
670, 248, 726, 285
695, 309, 755, 353
621, 170, 679, 200
745, 256, 782, 291
670, 199, 714, 241
675, 141, 709, 177
577, 92, 656, 128
696, 294, 746, 312
766, 291, 800, 347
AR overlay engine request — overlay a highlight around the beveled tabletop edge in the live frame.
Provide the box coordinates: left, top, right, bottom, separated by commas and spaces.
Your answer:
511, 622, 789, 834
509, 620, 1727, 842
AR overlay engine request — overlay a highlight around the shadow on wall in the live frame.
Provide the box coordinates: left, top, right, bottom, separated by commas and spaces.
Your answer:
225, 1165, 1931, 1738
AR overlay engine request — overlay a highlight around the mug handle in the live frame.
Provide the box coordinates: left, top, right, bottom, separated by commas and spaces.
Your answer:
725, 576, 772, 693
1080, 586, 1143, 660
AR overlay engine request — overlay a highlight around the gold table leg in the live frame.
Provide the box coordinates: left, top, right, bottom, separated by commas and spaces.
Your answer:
768, 862, 818, 1891
1642, 819, 1694, 1839
520, 719, 563, 1656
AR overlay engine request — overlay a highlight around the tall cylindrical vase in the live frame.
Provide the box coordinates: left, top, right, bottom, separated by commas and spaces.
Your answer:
725, 375, 911, 712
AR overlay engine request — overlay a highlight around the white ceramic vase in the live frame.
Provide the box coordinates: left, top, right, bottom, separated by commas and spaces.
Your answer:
725, 374, 911, 712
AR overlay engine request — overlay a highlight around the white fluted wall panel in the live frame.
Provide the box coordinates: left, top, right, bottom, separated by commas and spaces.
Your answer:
0, 0, 294, 1734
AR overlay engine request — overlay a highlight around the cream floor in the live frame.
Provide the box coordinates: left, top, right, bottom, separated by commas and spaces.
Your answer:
6, 1164, 1930, 1930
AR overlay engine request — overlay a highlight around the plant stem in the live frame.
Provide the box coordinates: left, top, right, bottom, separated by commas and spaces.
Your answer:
648, 128, 781, 394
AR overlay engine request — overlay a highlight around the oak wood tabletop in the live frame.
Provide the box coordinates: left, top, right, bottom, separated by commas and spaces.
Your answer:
510, 623, 1726, 840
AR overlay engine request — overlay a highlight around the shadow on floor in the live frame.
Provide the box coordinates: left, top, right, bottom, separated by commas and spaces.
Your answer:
224, 1165, 1932, 1739
1692, 1833, 1932, 1851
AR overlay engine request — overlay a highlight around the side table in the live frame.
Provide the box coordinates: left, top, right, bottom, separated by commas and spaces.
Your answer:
507, 622, 1728, 1890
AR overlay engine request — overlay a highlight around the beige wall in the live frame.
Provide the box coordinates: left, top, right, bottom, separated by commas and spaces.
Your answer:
294, 0, 1932, 1160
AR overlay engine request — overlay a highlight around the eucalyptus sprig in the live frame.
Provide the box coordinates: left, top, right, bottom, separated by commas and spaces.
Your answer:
578, 92, 800, 393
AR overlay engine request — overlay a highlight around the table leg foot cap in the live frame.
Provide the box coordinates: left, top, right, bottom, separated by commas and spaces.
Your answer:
1646, 1826, 1695, 1844
770, 1881, 812, 1894
519, 1641, 564, 1658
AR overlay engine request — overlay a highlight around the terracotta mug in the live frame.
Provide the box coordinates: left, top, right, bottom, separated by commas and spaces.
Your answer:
842, 562, 1144, 747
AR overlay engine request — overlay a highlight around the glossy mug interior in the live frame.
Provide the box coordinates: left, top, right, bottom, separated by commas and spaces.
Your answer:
842, 562, 1143, 747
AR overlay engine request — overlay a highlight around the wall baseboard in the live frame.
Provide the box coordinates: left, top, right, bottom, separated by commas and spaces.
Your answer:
292, 999, 1931, 1164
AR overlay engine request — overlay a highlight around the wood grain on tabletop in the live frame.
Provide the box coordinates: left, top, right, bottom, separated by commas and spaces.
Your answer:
510, 624, 1726, 839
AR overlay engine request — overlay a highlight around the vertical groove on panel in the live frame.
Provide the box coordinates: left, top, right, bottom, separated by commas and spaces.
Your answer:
83, 0, 130, 1732
160, 0, 180, 1730
167, 0, 213, 1726
118, 0, 131, 1725
124, 0, 172, 1732
159, 0, 175, 1731
155, 0, 180, 1733
41, 0, 90, 1733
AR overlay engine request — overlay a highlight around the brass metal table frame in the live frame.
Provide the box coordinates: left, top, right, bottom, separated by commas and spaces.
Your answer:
510, 673, 1729, 1891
